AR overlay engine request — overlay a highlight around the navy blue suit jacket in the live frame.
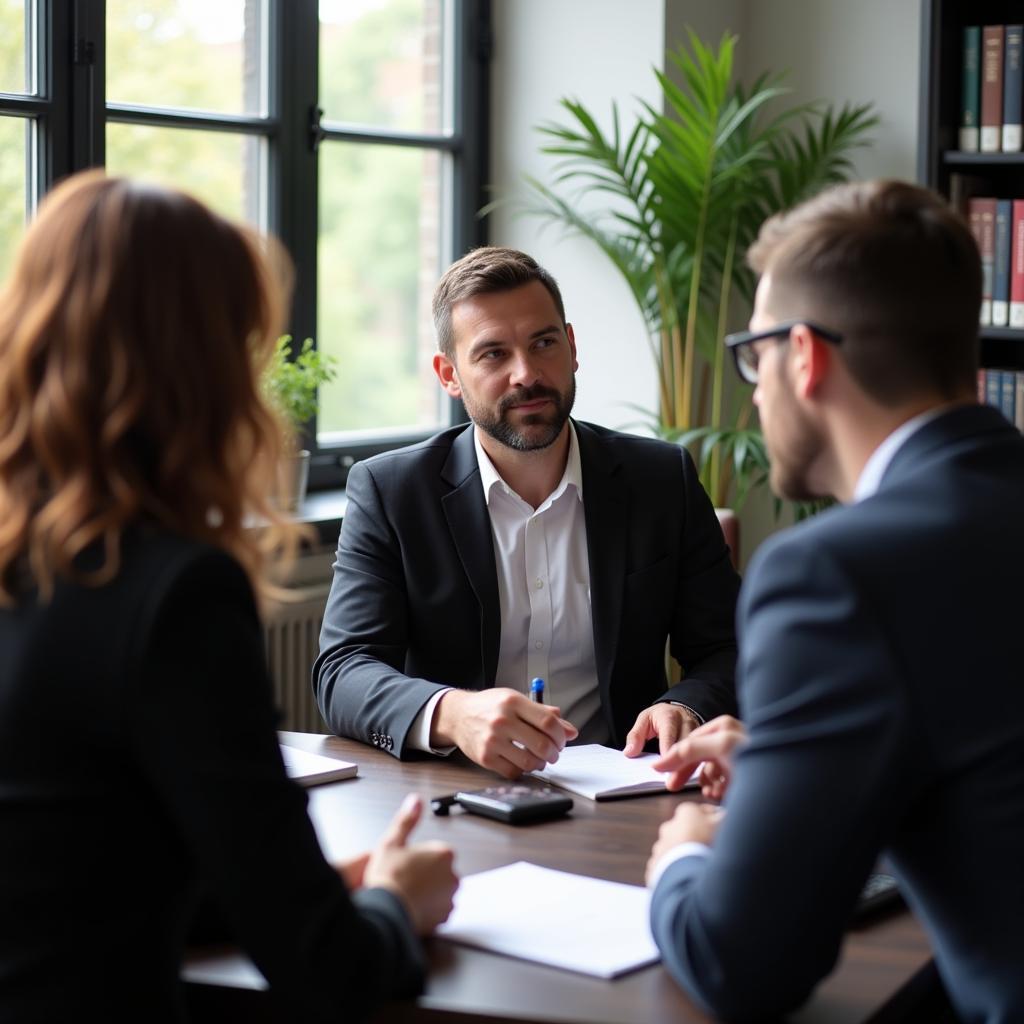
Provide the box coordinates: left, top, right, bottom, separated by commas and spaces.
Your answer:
314, 420, 740, 757
650, 405, 1024, 1023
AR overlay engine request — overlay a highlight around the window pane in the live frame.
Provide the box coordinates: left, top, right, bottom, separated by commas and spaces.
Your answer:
317, 142, 445, 438
0, 0, 31, 94
106, 0, 266, 116
0, 117, 28, 282
106, 122, 265, 226
320, 0, 446, 134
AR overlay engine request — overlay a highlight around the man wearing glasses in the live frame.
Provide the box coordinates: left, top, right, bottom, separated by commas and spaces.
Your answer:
646, 180, 1024, 1023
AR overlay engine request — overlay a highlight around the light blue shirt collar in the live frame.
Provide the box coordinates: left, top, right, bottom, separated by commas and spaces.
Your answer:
852, 405, 951, 502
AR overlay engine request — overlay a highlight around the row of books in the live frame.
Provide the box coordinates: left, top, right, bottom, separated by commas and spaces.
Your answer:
961, 25, 1024, 152
966, 197, 1024, 327
979, 368, 1024, 430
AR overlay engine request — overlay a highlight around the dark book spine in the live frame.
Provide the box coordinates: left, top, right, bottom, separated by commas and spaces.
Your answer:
978, 369, 987, 405
1016, 373, 1024, 431
986, 368, 1003, 409
969, 197, 998, 325
1003, 25, 1023, 151
993, 199, 1013, 325
981, 25, 1005, 153
1001, 368, 1017, 422
962, 26, 981, 151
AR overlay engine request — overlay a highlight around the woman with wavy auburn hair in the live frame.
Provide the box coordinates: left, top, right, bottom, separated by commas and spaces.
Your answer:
0, 172, 456, 1023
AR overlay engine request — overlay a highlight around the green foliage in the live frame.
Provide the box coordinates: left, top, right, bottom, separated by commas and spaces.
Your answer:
525, 30, 877, 511
2, 0, 435, 437
0, 0, 28, 281
104, 0, 256, 222
264, 336, 338, 436
315, 0, 435, 435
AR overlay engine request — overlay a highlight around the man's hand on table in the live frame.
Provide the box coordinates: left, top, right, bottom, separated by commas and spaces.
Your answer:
623, 703, 701, 758
430, 687, 578, 779
645, 803, 725, 885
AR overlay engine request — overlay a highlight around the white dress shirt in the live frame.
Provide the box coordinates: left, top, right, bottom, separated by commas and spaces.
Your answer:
407, 423, 604, 753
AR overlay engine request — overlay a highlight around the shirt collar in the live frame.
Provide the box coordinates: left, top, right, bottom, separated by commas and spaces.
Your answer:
474, 421, 583, 507
852, 405, 950, 502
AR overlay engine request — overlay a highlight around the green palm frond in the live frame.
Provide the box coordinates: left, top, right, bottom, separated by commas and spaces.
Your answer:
516, 30, 876, 517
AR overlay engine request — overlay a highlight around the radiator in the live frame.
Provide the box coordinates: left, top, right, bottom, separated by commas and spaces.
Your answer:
264, 581, 332, 732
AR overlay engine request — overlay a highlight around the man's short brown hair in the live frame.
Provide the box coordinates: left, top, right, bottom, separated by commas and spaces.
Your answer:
432, 246, 567, 359
747, 179, 981, 405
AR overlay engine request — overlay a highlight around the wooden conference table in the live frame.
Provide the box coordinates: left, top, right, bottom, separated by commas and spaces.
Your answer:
184, 732, 935, 1024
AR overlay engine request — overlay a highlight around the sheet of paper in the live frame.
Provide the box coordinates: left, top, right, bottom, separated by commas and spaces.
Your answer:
437, 861, 660, 978
279, 744, 358, 787
530, 743, 697, 800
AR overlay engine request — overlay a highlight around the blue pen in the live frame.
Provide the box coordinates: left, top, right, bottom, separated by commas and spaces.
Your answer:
529, 677, 545, 704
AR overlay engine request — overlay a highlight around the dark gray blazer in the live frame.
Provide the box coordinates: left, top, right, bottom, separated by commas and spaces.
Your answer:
313, 420, 741, 757
650, 404, 1024, 1024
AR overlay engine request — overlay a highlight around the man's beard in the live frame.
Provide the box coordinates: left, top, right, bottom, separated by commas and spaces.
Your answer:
766, 374, 826, 502
467, 378, 576, 452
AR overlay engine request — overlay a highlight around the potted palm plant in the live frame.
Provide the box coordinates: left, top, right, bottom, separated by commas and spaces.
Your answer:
264, 335, 338, 510
525, 31, 876, 531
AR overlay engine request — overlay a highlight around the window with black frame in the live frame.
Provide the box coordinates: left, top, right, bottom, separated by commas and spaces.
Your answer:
0, 0, 489, 491
0, 0, 37, 280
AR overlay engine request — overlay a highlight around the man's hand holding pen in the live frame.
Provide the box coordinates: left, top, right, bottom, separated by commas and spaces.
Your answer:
430, 686, 578, 780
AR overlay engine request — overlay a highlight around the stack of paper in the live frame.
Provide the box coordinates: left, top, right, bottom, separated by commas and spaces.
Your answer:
531, 743, 699, 800
437, 861, 660, 978
279, 744, 358, 787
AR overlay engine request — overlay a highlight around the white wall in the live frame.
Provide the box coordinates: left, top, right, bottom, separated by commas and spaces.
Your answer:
724, 0, 923, 561
489, 0, 924, 561
488, 0, 664, 429
664, 0, 746, 60
739, 0, 920, 182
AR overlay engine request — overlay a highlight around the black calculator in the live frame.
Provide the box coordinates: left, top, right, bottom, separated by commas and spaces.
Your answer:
431, 784, 573, 824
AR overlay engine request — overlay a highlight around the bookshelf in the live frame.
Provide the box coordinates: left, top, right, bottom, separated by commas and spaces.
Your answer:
919, 0, 1024, 373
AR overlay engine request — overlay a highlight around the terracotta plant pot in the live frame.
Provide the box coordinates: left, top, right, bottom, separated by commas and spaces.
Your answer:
714, 508, 740, 568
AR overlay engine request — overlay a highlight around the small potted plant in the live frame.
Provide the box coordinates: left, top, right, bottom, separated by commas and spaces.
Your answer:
263, 335, 338, 510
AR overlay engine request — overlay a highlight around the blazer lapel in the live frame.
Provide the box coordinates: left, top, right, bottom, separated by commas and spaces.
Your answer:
879, 404, 1013, 492
440, 425, 501, 688
576, 422, 627, 705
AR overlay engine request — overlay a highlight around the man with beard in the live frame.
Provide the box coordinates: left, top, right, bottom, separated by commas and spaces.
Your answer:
646, 181, 1024, 1022
314, 247, 741, 775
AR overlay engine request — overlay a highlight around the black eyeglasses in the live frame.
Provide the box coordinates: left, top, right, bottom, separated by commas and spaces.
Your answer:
724, 320, 844, 384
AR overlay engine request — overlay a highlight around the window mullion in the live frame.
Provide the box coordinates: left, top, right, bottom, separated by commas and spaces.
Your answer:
272, 0, 320, 449
70, 0, 105, 171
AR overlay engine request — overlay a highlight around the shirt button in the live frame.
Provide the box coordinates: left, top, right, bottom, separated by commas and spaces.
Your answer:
534, 578, 544, 589
535, 640, 544, 650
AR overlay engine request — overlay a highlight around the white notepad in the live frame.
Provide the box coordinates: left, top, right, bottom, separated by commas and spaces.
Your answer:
530, 743, 699, 800
279, 744, 358, 787
437, 861, 660, 978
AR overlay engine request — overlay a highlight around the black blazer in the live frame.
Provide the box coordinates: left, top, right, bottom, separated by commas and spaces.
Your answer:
314, 420, 740, 756
0, 530, 423, 1023
649, 405, 1024, 1023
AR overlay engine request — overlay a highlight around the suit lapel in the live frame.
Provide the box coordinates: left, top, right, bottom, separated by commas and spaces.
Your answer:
576, 423, 627, 704
441, 425, 500, 688
879, 404, 1013, 492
